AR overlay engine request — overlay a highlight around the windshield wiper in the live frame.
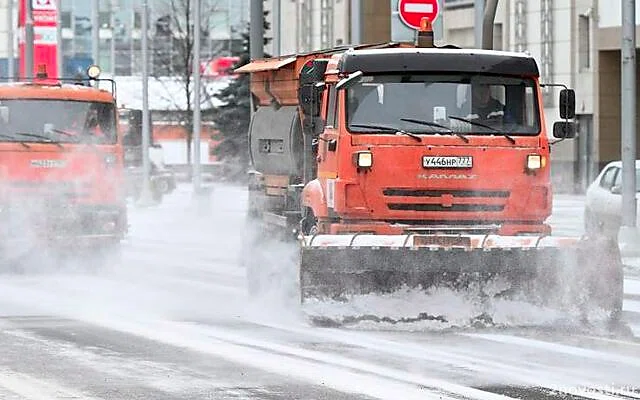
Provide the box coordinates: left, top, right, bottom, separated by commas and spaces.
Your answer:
350, 123, 422, 142
49, 128, 75, 137
449, 116, 516, 144
14, 132, 63, 148
0, 134, 30, 148
400, 117, 470, 143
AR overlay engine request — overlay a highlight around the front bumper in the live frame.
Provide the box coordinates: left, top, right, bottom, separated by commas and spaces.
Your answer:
0, 203, 127, 243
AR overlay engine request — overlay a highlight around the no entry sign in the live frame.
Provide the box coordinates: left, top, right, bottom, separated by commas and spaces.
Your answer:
398, 0, 440, 30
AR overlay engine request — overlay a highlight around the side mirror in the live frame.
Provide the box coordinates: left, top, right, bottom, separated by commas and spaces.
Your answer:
299, 82, 325, 118
553, 121, 576, 139
336, 70, 364, 91
559, 89, 576, 119
611, 185, 622, 195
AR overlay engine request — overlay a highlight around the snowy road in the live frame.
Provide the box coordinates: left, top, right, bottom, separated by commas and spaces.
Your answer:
0, 184, 639, 399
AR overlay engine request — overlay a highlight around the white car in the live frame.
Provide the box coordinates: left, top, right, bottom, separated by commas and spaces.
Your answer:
584, 160, 640, 239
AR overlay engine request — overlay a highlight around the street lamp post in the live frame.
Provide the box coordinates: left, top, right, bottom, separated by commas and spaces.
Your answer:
250, 0, 263, 60
92, 0, 99, 65
57, 0, 62, 77
193, 0, 202, 193
474, 0, 484, 48
138, 0, 154, 206
25, 0, 34, 79
620, 0, 639, 254
111, 0, 119, 75
8, 0, 14, 80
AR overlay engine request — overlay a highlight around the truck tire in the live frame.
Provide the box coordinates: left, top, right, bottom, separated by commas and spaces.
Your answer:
87, 240, 122, 273
300, 208, 318, 235
156, 178, 170, 194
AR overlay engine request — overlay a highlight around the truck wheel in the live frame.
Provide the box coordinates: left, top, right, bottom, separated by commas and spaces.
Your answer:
243, 222, 267, 296
156, 179, 170, 194
300, 208, 318, 235
151, 185, 164, 203
88, 241, 122, 273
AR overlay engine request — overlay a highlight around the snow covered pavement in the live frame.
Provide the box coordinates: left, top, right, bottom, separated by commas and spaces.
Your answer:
0, 185, 638, 399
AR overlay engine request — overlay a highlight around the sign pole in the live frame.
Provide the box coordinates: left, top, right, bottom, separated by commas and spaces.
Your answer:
25, 0, 34, 79
92, 0, 99, 66
57, 0, 62, 77
620, 0, 639, 254
474, 0, 484, 48
7, 0, 14, 80
193, 0, 202, 194
138, 0, 154, 206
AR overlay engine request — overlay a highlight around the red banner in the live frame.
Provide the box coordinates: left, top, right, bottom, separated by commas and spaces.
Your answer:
18, 0, 59, 78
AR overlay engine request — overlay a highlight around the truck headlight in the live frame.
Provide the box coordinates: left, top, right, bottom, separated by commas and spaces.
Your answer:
104, 154, 117, 167
354, 151, 373, 168
526, 154, 545, 170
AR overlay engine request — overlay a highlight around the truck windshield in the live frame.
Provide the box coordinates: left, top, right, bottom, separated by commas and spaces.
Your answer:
0, 99, 117, 144
346, 74, 540, 136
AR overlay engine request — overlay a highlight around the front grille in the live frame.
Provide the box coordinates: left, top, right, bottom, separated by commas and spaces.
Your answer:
383, 189, 510, 198
383, 188, 510, 213
8, 181, 93, 202
388, 203, 504, 212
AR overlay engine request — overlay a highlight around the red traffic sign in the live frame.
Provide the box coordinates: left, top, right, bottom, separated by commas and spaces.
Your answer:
398, 0, 440, 30
33, 0, 56, 11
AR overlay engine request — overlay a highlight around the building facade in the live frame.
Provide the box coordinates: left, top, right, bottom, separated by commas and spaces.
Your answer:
595, 1, 640, 188
0, 0, 249, 77
264, 0, 391, 56
59, 0, 249, 76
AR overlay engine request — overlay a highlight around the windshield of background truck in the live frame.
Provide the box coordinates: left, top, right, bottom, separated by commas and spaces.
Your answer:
346, 74, 540, 136
0, 99, 117, 144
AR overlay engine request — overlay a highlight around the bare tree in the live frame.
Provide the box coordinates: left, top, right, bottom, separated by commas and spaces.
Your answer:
151, 0, 225, 168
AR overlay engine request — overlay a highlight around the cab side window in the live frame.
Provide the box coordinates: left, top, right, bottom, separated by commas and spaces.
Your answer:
599, 167, 619, 190
325, 85, 337, 128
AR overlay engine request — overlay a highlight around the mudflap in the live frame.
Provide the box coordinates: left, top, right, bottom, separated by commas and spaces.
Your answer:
299, 234, 624, 323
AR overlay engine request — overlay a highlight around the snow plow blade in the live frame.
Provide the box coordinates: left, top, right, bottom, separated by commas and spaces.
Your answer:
299, 234, 623, 319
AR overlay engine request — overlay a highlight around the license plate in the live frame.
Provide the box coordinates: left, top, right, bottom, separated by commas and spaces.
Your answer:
422, 156, 473, 169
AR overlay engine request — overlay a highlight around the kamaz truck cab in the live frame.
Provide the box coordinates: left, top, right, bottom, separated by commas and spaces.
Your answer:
0, 65, 127, 266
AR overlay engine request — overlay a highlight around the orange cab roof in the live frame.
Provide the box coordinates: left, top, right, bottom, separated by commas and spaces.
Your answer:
0, 82, 115, 103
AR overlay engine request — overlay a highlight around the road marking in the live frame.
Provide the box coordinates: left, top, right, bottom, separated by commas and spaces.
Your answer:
0, 368, 99, 400
240, 317, 638, 400
464, 333, 640, 368
625, 279, 640, 296
624, 300, 640, 313
75, 318, 512, 400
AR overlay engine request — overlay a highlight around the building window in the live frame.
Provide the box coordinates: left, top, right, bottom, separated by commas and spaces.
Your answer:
99, 12, 111, 29
579, 15, 591, 70
61, 11, 72, 29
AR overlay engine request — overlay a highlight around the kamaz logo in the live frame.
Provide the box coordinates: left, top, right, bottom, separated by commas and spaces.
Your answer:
417, 173, 478, 180
30, 159, 67, 168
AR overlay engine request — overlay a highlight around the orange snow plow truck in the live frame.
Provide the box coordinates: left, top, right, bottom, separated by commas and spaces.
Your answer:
0, 65, 126, 265
237, 23, 623, 320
